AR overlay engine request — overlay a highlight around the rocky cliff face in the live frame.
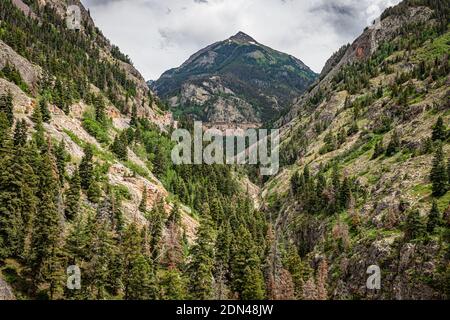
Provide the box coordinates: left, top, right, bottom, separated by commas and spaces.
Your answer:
0, 275, 15, 300
152, 32, 317, 126
277, 4, 435, 128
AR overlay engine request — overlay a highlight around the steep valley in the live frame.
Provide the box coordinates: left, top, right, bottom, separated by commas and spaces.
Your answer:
0, 0, 449, 301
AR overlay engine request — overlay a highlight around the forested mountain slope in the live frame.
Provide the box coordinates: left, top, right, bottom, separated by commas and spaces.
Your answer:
0, 0, 267, 300
263, 0, 450, 299
0, 0, 449, 301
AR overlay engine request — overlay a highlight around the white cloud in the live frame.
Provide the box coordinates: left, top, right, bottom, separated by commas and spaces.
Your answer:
81, 0, 400, 80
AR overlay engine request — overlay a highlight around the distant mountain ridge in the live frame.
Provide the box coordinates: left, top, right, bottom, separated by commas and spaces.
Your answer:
151, 32, 318, 126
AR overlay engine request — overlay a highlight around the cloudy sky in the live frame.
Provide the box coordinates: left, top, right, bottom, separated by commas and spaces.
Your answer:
80, 0, 400, 80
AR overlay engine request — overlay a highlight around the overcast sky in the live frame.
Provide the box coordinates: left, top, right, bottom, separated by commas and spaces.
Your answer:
80, 0, 400, 80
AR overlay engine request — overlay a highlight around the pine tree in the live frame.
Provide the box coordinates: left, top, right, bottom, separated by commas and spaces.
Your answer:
159, 268, 187, 300
139, 187, 147, 213
87, 181, 102, 204
214, 220, 232, 299
339, 176, 352, 210
31, 105, 46, 151
126, 254, 155, 299
0, 91, 13, 127
427, 201, 441, 234
122, 222, 156, 300
65, 169, 81, 221
372, 139, 384, 159
148, 197, 165, 260
0, 134, 37, 258
430, 144, 448, 197
230, 226, 265, 299
54, 140, 67, 185
432, 116, 446, 142
283, 246, 310, 299
210, 197, 224, 225
84, 213, 115, 299
167, 202, 181, 226
241, 264, 266, 300
404, 209, 425, 241
0, 112, 9, 145
130, 104, 138, 127
28, 149, 64, 298
64, 214, 89, 300
13, 119, 27, 147
385, 130, 401, 156
39, 98, 52, 123
165, 202, 184, 268
111, 132, 128, 161
330, 165, 341, 213
94, 95, 106, 124
187, 212, 216, 299
79, 144, 94, 190
291, 171, 301, 194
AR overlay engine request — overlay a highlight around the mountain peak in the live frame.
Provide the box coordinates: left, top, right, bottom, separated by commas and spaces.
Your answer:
229, 31, 256, 43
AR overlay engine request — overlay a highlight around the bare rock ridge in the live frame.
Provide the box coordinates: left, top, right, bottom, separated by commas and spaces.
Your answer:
229, 31, 257, 43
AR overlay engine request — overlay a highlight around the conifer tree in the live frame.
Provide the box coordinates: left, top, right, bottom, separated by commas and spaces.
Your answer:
167, 202, 181, 226
54, 140, 67, 185
283, 246, 310, 299
79, 144, 94, 190
84, 213, 115, 299
404, 209, 425, 241
427, 201, 441, 234
0, 133, 37, 258
32, 107, 48, 153
210, 197, 224, 225
0, 112, 9, 145
130, 104, 138, 127
28, 149, 64, 298
139, 187, 147, 213
0, 91, 13, 127
87, 181, 102, 204
39, 98, 52, 123
432, 116, 446, 142
13, 119, 27, 147
214, 220, 232, 299
165, 202, 184, 269
148, 197, 165, 260
64, 214, 89, 300
94, 95, 106, 124
241, 264, 266, 300
65, 169, 81, 221
230, 226, 266, 299
331, 165, 341, 213
159, 268, 187, 300
122, 222, 156, 300
372, 139, 384, 159
316, 259, 328, 300
187, 212, 216, 299
339, 177, 352, 210
430, 144, 448, 197
111, 131, 128, 161
385, 130, 401, 156
291, 171, 301, 194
